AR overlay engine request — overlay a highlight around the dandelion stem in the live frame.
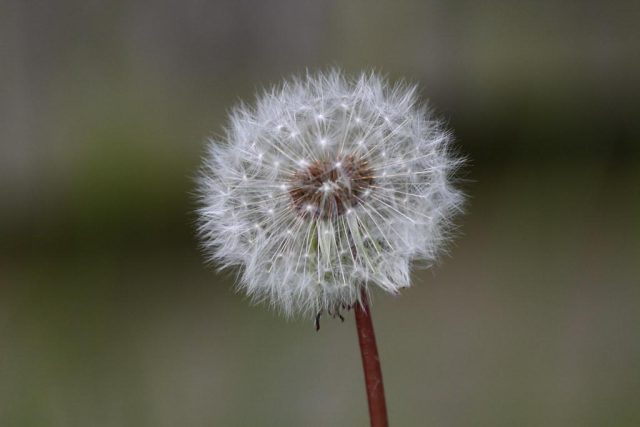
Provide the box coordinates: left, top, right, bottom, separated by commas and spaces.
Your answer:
354, 290, 389, 427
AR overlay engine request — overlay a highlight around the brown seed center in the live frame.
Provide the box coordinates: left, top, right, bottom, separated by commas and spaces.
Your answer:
289, 155, 374, 219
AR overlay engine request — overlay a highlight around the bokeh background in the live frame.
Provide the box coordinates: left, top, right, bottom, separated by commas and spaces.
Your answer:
2, 1, 639, 426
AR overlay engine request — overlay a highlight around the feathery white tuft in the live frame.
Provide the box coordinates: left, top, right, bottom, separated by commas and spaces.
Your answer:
197, 70, 464, 318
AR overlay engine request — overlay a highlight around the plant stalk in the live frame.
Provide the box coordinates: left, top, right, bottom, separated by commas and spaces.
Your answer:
354, 291, 389, 427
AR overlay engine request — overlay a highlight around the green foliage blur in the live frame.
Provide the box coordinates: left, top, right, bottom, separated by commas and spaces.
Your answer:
1, 1, 639, 426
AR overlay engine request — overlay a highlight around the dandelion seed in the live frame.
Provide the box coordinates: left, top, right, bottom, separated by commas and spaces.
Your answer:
197, 70, 464, 318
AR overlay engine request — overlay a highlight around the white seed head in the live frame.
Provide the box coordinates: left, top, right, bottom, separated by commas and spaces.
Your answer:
197, 70, 464, 318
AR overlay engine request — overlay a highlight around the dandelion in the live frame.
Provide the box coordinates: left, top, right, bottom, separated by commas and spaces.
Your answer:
197, 70, 464, 426
198, 70, 463, 316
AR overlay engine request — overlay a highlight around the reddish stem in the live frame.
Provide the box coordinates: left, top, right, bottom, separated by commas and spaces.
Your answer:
354, 292, 389, 427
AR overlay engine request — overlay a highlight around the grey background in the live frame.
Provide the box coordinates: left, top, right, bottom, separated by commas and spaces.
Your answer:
1, 1, 639, 425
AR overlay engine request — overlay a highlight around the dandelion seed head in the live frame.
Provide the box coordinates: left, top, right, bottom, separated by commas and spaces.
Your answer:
197, 70, 464, 318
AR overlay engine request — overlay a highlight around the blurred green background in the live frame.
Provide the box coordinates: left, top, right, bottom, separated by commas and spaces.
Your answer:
1, 1, 639, 426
